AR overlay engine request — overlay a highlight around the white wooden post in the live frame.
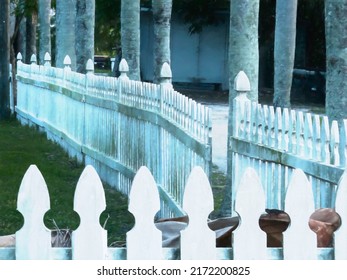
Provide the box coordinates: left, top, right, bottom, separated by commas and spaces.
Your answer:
232, 71, 251, 137
30, 54, 37, 65
283, 169, 316, 259
86, 58, 94, 74
335, 169, 347, 259
72, 165, 107, 259
233, 167, 267, 260
63, 55, 72, 71
16, 165, 51, 260
44, 52, 51, 67
181, 167, 215, 259
160, 62, 173, 89
118, 58, 129, 81
127, 166, 162, 260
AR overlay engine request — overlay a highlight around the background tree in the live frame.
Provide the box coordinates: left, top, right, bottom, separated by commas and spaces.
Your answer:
121, 0, 141, 80
75, 0, 95, 73
55, 0, 76, 69
152, 0, 172, 83
325, 0, 347, 122
222, 0, 260, 217
0, 0, 11, 119
273, 0, 298, 108
25, 3, 38, 63
38, 0, 51, 64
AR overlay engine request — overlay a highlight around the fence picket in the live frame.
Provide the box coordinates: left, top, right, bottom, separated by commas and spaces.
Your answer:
181, 167, 215, 260
233, 167, 267, 260
16, 165, 51, 260
284, 169, 316, 259
72, 165, 107, 259
127, 166, 162, 260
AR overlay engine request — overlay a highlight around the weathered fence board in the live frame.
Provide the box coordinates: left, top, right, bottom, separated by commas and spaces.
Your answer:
230, 71, 346, 211
15, 53, 212, 218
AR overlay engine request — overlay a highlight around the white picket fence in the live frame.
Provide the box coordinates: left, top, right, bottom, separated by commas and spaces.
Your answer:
230, 71, 347, 211
0, 164, 346, 260
15, 53, 212, 218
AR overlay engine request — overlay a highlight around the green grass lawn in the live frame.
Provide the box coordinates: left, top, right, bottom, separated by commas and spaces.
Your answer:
0, 118, 226, 246
0, 118, 133, 246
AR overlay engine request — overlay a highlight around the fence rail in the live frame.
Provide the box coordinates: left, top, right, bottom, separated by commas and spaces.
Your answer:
15, 53, 212, 218
230, 71, 347, 211
1, 165, 346, 260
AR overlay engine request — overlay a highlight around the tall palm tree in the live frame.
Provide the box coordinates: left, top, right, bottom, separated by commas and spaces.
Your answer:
273, 0, 298, 108
0, 0, 10, 119
152, 0, 172, 84
222, 0, 260, 217
38, 0, 51, 65
121, 0, 141, 80
75, 0, 95, 73
55, 0, 76, 69
325, 0, 347, 123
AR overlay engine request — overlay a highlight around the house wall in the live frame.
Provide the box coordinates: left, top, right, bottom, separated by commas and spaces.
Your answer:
140, 11, 229, 90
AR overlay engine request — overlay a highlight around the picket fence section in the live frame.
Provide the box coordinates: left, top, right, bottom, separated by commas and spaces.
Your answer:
230, 71, 347, 211
1, 164, 347, 260
15, 53, 212, 217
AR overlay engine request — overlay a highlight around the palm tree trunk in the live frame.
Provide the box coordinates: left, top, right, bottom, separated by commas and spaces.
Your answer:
222, 0, 260, 217
25, 12, 37, 63
273, 0, 298, 108
75, 0, 95, 73
121, 0, 141, 81
38, 0, 52, 65
152, 0, 172, 84
55, 0, 76, 69
325, 0, 347, 122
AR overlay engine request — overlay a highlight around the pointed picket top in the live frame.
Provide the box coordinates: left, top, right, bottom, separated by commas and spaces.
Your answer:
86, 58, 94, 74
16, 52, 23, 62
334, 169, 347, 259
119, 58, 129, 81
160, 62, 172, 79
233, 167, 267, 260
30, 54, 37, 65
63, 55, 72, 69
181, 166, 215, 259
234, 71, 251, 93
160, 62, 173, 88
16, 165, 51, 260
127, 166, 162, 259
72, 165, 107, 259
284, 169, 316, 259
44, 52, 51, 66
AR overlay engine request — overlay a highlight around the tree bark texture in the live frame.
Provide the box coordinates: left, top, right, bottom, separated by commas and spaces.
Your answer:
228, 0, 259, 102
75, 0, 95, 73
325, 0, 347, 122
0, 0, 10, 119
223, 0, 260, 217
121, 0, 141, 81
273, 0, 298, 108
38, 0, 52, 65
25, 12, 37, 64
152, 0, 172, 84
56, 0, 76, 69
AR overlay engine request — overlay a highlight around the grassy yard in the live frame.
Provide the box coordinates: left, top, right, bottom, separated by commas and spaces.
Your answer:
0, 118, 226, 246
0, 118, 133, 246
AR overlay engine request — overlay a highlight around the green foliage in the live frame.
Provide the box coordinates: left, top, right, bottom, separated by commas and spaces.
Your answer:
173, 0, 229, 34
95, 0, 121, 55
